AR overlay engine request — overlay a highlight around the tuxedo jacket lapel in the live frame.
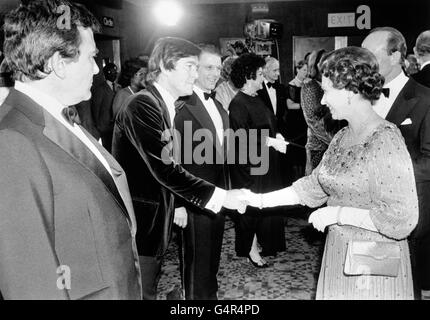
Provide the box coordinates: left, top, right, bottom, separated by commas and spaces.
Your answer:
185, 93, 228, 159
386, 80, 419, 125
41, 109, 132, 225
258, 83, 276, 114
79, 125, 137, 233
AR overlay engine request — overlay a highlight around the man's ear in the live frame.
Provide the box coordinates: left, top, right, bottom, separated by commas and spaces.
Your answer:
389, 51, 402, 67
49, 51, 67, 79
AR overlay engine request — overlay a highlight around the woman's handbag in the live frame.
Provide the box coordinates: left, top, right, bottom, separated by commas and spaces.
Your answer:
344, 240, 401, 277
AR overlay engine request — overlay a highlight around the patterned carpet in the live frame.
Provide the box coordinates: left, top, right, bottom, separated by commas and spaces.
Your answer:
157, 207, 326, 300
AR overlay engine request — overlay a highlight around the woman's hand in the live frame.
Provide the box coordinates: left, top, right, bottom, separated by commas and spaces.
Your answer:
308, 206, 340, 232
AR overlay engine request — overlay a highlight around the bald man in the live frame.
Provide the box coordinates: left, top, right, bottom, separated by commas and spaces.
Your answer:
257, 57, 288, 137
413, 30, 430, 88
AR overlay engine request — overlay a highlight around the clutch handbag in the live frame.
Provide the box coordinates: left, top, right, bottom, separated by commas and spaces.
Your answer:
344, 240, 401, 277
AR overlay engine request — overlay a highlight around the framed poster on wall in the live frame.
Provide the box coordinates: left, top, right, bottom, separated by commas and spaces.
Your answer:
292, 36, 349, 71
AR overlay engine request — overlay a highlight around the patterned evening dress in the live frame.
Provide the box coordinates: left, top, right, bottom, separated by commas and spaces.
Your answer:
292, 121, 418, 299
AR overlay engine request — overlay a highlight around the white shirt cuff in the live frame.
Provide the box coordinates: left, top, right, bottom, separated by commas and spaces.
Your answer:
205, 187, 227, 213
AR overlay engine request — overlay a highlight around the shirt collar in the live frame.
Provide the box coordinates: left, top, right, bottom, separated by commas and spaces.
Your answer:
384, 71, 409, 90
153, 81, 176, 109
420, 60, 430, 70
14, 81, 68, 125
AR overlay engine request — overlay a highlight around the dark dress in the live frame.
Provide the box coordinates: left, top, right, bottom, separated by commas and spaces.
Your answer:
285, 84, 307, 180
229, 91, 286, 257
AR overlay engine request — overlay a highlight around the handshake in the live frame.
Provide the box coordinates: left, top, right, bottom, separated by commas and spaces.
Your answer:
223, 187, 300, 213
223, 189, 270, 213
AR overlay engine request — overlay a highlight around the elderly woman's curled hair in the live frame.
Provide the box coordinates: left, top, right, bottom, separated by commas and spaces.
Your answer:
320, 46, 385, 104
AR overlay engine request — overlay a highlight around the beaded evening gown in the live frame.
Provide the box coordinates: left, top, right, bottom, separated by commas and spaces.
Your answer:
292, 121, 418, 299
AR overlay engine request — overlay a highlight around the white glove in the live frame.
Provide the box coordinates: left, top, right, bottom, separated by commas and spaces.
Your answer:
174, 207, 188, 228
266, 135, 289, 154
308, 206, 340, 232
244, 187, 301, 209
308, 206, 377, 233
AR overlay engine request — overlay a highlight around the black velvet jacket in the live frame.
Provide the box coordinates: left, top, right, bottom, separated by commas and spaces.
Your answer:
112, 85, 216, 257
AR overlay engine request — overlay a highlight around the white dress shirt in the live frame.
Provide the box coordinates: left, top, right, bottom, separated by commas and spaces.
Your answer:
14, 81, 113, 177
194, 85, 224, 145
264, 79, 277, 114
373, 72, 409, 119
152, 82, 226, 214
420, 60, 430, 70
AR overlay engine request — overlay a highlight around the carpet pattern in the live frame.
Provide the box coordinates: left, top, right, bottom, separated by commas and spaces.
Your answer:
157, 209, 326, 300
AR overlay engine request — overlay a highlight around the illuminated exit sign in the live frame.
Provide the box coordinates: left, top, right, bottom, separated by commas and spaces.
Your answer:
328, 5, 371, 29
328, 12, 355, 27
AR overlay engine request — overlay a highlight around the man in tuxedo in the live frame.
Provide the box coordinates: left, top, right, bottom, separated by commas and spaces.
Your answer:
362, 27, 430, 300
112, 37, 248, 300
257, 57, 288, 137
0, 0, 141, 299
174, 45, 229, 299
91, 63, 119, 152
413, 30, 430, 88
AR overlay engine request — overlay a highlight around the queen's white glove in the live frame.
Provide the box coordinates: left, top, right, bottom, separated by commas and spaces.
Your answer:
308, 206, 340, 232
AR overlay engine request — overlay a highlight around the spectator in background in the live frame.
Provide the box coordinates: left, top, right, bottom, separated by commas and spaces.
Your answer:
301, 49, 346, 174
285, 60, 308, 181
215, 55, 238, 111
229, 53, 286, 268
405, 54, 420, 76
413, 30, 430, 87
113, 58, 148, 119
91, 62, 119, 152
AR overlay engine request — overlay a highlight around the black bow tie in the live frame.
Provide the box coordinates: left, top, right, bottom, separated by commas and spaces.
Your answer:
62, 106, 81, 126
266, 82, 274, 89
203, 91, 216, 100
382, 88, 390, 98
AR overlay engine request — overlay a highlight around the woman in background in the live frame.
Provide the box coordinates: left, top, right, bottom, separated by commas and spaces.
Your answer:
229, 53, 286, 267
301, 49, 346, 174
249, 47, 418, 299
285, 60, 308, 180
215, 55, 238, 111
113, 58, 148, 119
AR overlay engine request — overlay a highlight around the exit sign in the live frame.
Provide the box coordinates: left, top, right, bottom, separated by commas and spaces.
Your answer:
328, 13, 355, 27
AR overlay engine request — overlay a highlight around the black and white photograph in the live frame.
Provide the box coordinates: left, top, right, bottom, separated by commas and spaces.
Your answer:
1, 0, 430, 310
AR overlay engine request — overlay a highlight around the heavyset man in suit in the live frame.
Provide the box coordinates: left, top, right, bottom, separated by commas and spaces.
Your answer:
112, 37, 248, 300
0, 0, 141, 299
362, 27, 430, 300
174, 45, 229, 299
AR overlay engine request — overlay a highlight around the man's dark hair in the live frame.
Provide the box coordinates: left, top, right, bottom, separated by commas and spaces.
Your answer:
230, 53, 265, 89
3, 0, 100, 81
147, 37, 201, 83
117, 58, 148, 87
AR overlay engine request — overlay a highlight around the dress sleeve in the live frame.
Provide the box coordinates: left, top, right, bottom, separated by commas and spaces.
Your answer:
291, 161, 329, 208
367, 126, 419, 240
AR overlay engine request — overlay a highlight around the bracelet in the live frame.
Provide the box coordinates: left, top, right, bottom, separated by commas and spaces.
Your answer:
336, 206, 343, 225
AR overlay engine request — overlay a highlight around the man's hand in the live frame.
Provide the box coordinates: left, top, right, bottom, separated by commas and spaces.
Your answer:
174, 207, 188, 228
308, 206, 339, 232
223, 189, 250, 214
